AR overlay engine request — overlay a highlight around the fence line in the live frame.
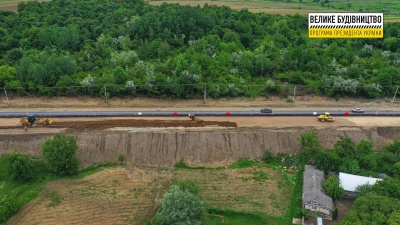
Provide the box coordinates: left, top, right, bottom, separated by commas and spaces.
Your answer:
1, 84, 399, 89
1, 84, 399, 106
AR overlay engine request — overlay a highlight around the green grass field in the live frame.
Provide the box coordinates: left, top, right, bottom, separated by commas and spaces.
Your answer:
175, 159, 303, 225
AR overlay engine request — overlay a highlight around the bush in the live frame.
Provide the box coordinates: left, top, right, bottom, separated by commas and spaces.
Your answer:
174, 160, 191, 169
42, 134, 80, 176
118, 154, 125, 163
298, 130, 321, 164
332, 208, 338, 220
262, 149, 275, 164
7, 153, 34, 183
176, 179, 200, 195
157, 185, 204, 225
0, 195, 19, 224
322, 175, 346, 199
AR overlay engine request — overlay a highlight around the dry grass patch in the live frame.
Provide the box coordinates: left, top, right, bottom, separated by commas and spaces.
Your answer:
7, 167, 173, 225
173, 166, 292, 216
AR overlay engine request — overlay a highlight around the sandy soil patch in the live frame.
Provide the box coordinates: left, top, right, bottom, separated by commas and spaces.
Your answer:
7, 167, 173, 225
344, 117, 400, 126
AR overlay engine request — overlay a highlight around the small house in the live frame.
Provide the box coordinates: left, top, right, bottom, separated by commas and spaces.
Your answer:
302, 165, 334, 220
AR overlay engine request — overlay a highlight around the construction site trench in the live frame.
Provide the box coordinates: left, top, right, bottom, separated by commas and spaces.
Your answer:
1, 117, 400, 168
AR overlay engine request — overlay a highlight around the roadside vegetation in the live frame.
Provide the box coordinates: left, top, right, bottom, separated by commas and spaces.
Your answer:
0, 0, 399, 100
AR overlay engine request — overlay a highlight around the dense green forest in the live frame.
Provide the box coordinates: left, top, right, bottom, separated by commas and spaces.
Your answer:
0, 0, 399, 99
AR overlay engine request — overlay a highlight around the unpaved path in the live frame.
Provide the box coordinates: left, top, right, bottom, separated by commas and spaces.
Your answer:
1, 96, 400, 110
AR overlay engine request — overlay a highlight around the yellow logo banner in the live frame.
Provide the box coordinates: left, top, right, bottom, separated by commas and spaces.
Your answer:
308, 13, 384, 39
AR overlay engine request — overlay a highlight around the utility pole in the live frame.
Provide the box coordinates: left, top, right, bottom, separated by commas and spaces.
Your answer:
4, 88, 9, 106
392, 86, 398, 102
204, 84, 207, 105
293, 85, 297, 102
104, 85, 108, 105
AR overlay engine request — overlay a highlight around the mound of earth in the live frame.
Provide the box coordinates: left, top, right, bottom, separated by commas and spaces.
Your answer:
1, 119, 237, 131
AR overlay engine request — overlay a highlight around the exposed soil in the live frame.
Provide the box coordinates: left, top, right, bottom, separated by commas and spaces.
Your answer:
0, 118, 237, 132
2, 116, 400, 137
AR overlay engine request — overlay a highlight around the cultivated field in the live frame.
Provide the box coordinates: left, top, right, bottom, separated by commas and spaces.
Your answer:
174, 167, 292, 216
1, 0, 399, 21
145, 0, 400, 21
6, 165, 294, 225
7, 167, 173, 225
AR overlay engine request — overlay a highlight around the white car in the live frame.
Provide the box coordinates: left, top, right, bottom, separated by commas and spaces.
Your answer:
352, 108, 364, 113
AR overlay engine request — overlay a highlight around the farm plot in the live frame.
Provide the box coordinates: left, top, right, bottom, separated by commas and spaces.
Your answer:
173, 166, 293, 216
7, 167, 173, 225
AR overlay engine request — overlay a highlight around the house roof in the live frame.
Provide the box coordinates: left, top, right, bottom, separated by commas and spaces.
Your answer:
339, 172, 382, 192
302, 165, 333, 211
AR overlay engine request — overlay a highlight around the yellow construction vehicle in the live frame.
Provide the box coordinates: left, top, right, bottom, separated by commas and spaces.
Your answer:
317, 112, 335, 122
20, 115, 53, 131
188, 114, 203, 123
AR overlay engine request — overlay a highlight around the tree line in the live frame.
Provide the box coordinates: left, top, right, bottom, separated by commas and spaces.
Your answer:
0, 0, 399, 99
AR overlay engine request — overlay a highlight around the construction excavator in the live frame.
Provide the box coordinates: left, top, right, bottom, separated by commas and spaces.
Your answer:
20, 115, 54, 131
188, 114, 203, 123
317, 112, 335, 122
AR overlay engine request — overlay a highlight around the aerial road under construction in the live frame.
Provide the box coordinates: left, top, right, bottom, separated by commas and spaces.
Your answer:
0, 109, 398, 118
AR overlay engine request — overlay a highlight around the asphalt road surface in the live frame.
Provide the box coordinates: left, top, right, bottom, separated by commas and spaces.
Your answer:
0, 110, 397, 118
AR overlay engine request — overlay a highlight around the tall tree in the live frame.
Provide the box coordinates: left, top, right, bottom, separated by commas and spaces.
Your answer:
42, 134, 80, 176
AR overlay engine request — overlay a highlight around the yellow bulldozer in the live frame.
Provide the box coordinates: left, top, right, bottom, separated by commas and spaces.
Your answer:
20, 115, 54, 131
188, 114, 203, 123
317, 112, 335, 122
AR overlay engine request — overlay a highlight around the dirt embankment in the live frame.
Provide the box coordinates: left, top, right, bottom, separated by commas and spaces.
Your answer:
0, 126, 397, 168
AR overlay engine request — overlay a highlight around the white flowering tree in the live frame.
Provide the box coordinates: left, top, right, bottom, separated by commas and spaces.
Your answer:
80, 74, 96, 95
322, 75, 360, 96
364, 83, 382, 99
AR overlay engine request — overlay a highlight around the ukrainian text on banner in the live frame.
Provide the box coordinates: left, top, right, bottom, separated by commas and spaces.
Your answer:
308, 13, 383, 38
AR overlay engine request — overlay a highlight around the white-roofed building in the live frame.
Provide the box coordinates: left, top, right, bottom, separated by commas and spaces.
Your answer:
338, 172, 382, 198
